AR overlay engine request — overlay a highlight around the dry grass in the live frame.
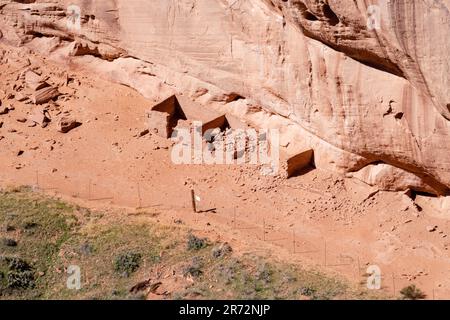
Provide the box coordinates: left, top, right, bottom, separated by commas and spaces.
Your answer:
0, 187, 385, 300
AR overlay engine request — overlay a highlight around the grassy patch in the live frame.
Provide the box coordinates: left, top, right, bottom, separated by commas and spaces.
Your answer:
0, 187, 77, 299
0, 187, 384, 300
175, 253, 350, 300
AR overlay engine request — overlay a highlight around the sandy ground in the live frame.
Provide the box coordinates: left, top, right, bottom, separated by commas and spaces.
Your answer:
1, 43, 450, 299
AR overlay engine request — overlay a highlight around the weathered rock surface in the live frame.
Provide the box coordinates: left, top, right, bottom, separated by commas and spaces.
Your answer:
0, 0, 449, 194
28, 108, 50, 128
57, 116, 81, 133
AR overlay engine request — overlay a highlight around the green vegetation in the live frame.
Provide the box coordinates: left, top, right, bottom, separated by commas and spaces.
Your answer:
400, 285, 426, 300
114, 252, 142, 277
0, 186, 384, 300
0, 257, 35, 290
187, 234, 209, 251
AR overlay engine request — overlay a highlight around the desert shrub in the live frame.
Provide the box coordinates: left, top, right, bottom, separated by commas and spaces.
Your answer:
256, 263, 273, 284
2, 238, 17, 247
183, 265, 203, 278
299, 286, 316, 297
187, 234, 208, 251
7, 271, 35, 289
183, 257, 203, 278
211, 243, 232, 258
0, 257, 35, 290
23, 222, 38, 230
114, 252, 142, 277
400, 285, 426, 300
6, 257, 32, 272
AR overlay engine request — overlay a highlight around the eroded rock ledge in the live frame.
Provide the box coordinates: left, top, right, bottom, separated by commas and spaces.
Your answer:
0, 0, 449, 195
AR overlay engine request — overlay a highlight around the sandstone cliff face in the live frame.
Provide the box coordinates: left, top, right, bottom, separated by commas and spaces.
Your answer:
0, 0, 449, 195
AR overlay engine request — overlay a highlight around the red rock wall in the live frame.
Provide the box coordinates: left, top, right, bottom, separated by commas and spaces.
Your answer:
1, 0, 449, 194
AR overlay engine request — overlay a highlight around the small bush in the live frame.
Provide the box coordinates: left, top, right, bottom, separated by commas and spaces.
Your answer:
187, 234, 208, 251
216, 260, 239, 285
212, 243, 232, 258
5, 225, 15, 232
400, 285, 426, 300
7, 257, 32, 272
299, 286, 316, 297
114, 252, 142, 277
0, 257, 35, 290
2, 238, 17, 247
23, 222, 38, 230
183, 265, 203, 278
256, 263, 273, 284
7, 271, 35, 289
183, 257, 204, 278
